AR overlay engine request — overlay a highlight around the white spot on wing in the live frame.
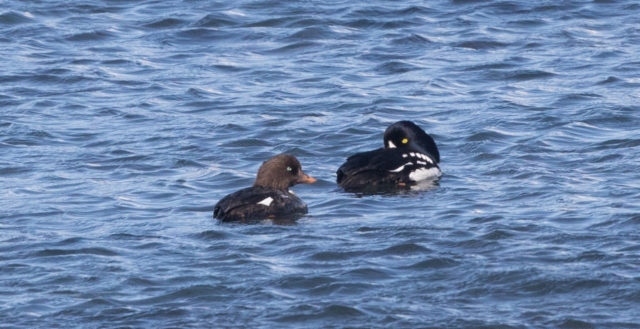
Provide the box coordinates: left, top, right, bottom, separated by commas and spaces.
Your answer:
388, 165, 405, 172
417, 161, 427, 165
409, 167, 442, 182
410, 152, 416, 157
402, 154, 408, 158
388, 141, 397, 148
257, 197, 273, 206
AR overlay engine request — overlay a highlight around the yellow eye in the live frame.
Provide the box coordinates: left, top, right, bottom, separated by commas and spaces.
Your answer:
402, 138, 409, 144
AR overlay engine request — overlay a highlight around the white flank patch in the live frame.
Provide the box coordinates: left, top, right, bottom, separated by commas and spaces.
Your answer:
388, 141, 397, 148
257, 197, 273, 206
388, 165, 405, 172
409, 167, 442, 182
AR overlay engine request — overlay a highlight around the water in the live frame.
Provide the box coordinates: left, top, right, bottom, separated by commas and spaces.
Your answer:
2, 0, 640, 327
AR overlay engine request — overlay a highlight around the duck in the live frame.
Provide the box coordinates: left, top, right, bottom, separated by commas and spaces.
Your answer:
336, 121, 441, 191
214, 154, 316, 222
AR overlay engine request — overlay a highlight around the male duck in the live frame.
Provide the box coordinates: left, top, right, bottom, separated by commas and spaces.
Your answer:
336, 121, 441, 191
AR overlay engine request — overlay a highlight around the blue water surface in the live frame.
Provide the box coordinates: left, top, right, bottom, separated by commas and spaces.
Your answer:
2, 0, 640, 328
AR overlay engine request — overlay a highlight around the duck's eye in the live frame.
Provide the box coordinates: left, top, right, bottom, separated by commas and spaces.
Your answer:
286, 167, 292, 171
402, 138, 409, 144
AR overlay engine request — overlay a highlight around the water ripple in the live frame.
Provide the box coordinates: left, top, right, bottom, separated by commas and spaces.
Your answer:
1, 0, 640, 328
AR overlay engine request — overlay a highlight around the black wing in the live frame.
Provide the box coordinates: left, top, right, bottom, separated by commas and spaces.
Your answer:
337, 149, 404, 178
337, 148, 439, 190
213, 187, 307, 222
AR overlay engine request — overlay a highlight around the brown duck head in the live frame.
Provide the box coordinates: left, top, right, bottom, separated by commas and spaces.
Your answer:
253, 154, 316, 190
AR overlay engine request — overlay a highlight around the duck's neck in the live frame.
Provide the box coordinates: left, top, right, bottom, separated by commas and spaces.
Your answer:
253, 178, 290, 190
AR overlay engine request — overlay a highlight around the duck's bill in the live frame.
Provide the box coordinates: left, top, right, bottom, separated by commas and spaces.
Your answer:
297, 173, 317, 184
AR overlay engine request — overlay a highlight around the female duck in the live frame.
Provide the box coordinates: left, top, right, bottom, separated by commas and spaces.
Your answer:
214, 154, 316, 222
336, 121, 441, 191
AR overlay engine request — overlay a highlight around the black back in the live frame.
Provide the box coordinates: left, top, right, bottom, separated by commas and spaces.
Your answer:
214, 187, 307, 222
